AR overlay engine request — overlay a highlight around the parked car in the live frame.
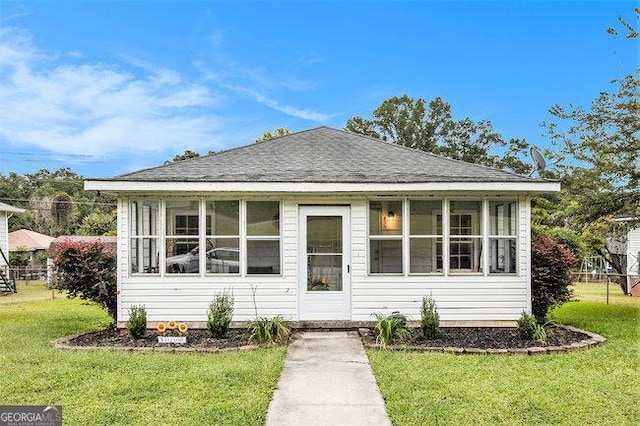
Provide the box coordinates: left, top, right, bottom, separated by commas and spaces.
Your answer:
166, 245, 239, 274
166, 246, 200, 273
207, 248, 239, 273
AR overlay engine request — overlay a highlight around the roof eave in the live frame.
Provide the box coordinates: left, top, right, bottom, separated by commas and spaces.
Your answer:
86, 180, 560, 194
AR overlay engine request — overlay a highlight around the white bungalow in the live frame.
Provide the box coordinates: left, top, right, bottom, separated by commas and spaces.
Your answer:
85, 127, 560, 327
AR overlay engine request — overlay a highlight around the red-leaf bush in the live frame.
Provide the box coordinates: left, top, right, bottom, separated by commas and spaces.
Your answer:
51, 239, 117, 320
531, 234, 576, 321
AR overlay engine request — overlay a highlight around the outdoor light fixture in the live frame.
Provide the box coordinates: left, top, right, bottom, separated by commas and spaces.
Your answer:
387, 211, 395, 219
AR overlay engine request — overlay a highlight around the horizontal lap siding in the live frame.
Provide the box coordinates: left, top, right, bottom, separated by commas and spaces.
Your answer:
0, 212, 7, 267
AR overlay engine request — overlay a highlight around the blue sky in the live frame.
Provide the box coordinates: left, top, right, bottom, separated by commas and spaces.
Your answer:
0, 1, 636, 178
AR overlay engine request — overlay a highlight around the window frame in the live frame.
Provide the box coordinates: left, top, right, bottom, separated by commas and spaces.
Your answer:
447, 199, 484, 275
244, 200, 283, 276
129, 199, 160, 275
408, 199, 444, 275
368, 199, 404, 275
204, 199, 241, 276
488, 199, 519, 275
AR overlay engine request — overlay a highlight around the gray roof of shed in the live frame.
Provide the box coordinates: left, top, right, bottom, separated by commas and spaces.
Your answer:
108, 126, 536, 183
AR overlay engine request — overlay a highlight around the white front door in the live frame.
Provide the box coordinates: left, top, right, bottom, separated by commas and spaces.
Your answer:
299, 206, 351, 320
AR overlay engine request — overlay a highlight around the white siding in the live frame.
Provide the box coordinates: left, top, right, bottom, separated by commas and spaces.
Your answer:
0, 211, 7, 268
117, 194, 532, 324
626, 227, 640, 276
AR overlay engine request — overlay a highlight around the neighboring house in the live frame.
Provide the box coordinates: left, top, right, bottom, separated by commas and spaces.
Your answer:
0, 202, 25, 268
85, 126, 560, 327
0, 202, 25, 292
627, 226, 640, 295
9, 229, 55, 268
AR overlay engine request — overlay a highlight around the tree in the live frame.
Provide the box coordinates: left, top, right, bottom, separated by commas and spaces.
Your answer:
164, 150, 201, 164
345, 95, 532, 174
256, 127, 291, 143
78, 211, 117, 236
539, 9, 639, 292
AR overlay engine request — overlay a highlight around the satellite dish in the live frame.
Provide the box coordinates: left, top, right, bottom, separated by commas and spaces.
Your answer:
530, 147, 546, 176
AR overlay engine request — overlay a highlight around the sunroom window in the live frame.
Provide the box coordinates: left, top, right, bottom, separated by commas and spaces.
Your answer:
205, 200, 240, 274
130, 200, 159, 274
246, 201, 281, 274
165, 200, 200, 274
409, 200, 443, 274
489, 200, 518, 274
369, 200, 403, 274
449, 200, 482, 273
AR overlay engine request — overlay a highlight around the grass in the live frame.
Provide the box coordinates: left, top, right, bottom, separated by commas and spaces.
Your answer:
0, 283, 286, 425
368, 283, 640, 425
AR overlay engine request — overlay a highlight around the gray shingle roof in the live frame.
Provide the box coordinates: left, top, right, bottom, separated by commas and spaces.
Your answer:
109, 126, 536, 183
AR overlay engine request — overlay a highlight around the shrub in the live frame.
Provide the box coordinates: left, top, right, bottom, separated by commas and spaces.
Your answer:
126, 305, 147, 340
374, 313, 411, 348
50, 239, 117, 320
517, 311, 538, 340
420, 296, 440, 339
247, 316, 290, 345
531, 235, 577, 321
207, 290, 234, 337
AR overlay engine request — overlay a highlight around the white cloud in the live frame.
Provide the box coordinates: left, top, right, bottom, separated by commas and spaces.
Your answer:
0, 28, 222, 158
223, 83, 330, 122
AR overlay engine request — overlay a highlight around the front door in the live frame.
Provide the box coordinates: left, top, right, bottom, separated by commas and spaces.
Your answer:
299, 206, 351, 320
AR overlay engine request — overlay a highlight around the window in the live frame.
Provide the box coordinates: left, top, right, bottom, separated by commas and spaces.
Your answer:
449, 200, 482, 273
246, 201, 280, 274
409, 200, 443, 274
369, 200, 403, 274
165, 200, 200, 274
206, 200, 240, 274
130, 200, 160, 274
489, 200, 517, 274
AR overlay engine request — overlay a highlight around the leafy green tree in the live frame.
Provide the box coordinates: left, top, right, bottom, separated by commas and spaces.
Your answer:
345, 95, 532, 174
256, 127, 291, 143
538, 9, 639, 292
9, 246, 31, 267
78, 211, 117, 236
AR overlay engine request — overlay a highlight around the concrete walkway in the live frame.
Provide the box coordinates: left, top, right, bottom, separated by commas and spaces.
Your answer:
265, 331, 391, 426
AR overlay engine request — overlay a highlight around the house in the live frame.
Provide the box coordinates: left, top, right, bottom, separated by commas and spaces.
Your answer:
0, 202, 25, 292
85, 126, 560, 327
9, 229, 55, 268
626, 226, 640, 295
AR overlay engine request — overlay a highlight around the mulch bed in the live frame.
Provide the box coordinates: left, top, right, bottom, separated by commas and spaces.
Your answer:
360, 325, 602, 352
66, 328, 250, 350
59, 325, 603, 354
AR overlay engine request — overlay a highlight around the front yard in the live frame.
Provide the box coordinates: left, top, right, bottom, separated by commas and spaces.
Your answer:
0, 283, 286, 425
368, 282, 640, 425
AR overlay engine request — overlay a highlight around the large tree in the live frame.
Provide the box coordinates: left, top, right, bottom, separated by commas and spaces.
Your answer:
345, 95, 532, 174
540, 9, 639, 291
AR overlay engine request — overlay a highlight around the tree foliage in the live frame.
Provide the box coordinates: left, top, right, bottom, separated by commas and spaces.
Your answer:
50, 239, 117, 320
255, 127, 291, 143
531, 235, 576, 321
0, 168, 116, 236
345, 95, 532, 174
78, 211, 117, 236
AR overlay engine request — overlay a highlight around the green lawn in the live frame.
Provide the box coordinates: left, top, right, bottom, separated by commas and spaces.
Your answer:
368, 283, 640, 425
0, 283, 286, 425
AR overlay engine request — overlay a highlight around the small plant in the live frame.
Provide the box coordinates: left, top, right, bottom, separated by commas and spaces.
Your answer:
207, 290, 234, 337
126, 305, 147, 340
420, 296, 440, 339
247, 316, 290, 345
517, 311, 538, 340
533, 324, 548, 345
374, 313, 411, 349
